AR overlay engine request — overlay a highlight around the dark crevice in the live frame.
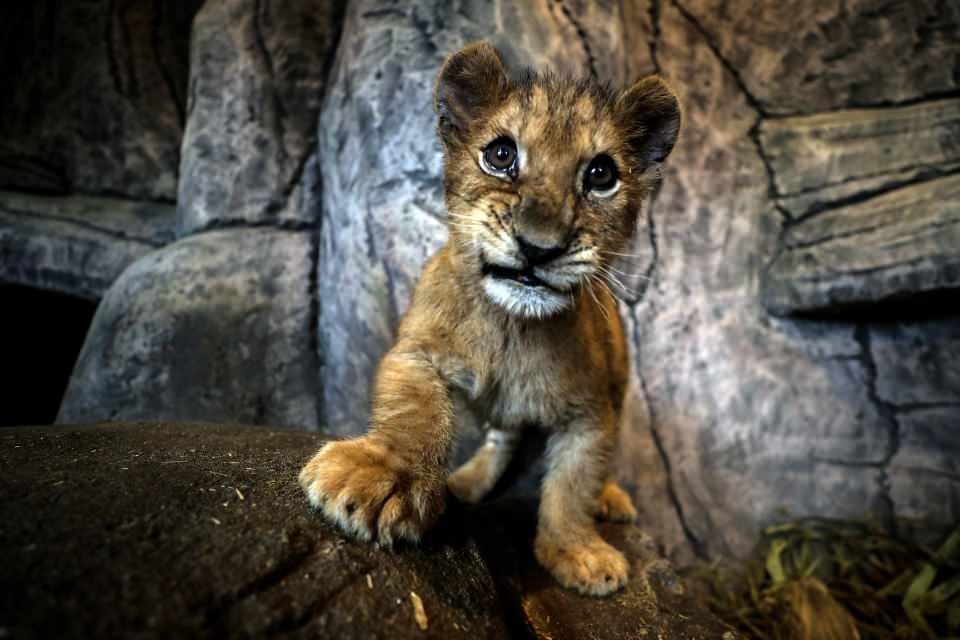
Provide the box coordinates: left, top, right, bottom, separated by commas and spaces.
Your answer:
637, 370, 708, 560
261, 566, 375, 636
104, 0, 123, 95
151, 0, 186, 130
853, 324, 900, 533
252, 0, 289, 167
648, 0, 663, 76
191, 217, 315, 235
785, 213, 960, 251
892, 400, 960, 413
784, 162, 960, 224
554, 0, 598, 81
669, 0, 767, 116
0, 206, 165, 247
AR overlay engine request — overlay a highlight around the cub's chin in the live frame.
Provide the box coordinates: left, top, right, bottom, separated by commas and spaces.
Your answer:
480, 266, 571, 319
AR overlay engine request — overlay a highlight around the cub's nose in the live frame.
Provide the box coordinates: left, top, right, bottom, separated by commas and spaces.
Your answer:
517, 236, 566, 266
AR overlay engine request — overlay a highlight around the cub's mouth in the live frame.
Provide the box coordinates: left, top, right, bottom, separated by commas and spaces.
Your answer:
482, 263, 555, 290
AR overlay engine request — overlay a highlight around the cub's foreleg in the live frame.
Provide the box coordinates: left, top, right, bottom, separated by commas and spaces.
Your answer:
299, 346, 453, 546
447, 428, 519, 504
534, 416, 628, 596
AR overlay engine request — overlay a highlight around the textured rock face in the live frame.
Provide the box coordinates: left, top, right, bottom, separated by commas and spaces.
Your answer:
58, 230, 320, 428
0, 0, 202, 199
0, 191, 175, 298
176, 0, 344, 235
0, 422, 731, 639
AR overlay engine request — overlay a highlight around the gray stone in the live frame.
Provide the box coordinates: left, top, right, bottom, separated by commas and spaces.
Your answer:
0, 191, 174, 299
316, 0, 636, 433
0, 0, 202, 200
58, 229, 320, 429
0, 421, 731, 639
888, 408, 960, 544
671, 0, 960, 115
763, 173, 960, 315
758, 98, 960, 197
175, 0, 345, 235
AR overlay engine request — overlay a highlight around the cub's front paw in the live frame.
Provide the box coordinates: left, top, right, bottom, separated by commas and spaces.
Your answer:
298, 438, 445, 546
535, 534, 629, 596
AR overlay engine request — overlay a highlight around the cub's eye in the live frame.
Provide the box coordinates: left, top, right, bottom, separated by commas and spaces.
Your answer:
482, 137, 518, 174
584, 155, 619, 195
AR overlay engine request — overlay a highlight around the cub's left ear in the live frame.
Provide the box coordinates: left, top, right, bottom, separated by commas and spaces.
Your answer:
616, 76, 681, 167
434, 42, 509, 145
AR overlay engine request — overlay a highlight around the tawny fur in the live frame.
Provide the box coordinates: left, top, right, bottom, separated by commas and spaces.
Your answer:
299, 42, 681, 597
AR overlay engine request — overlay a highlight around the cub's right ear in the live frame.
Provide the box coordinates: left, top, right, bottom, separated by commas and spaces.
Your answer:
435, 42, 509, 144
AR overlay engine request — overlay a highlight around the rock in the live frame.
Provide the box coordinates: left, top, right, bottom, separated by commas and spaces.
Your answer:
762, 173, 960, 315
57, 229, 320, 429
0, 422, 509, 639
316, 0, 637, 432
0, 421, 732, 639
0, 0, 202, 200
616, 0, 943, 562
670, 0, 960, 115
175, 0, 345, 235
758, 98, 960, 198
0, 191, 175, 298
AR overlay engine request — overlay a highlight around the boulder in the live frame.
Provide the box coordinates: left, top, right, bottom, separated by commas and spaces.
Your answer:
57, 229, 320, 429
0, 421, 733, 639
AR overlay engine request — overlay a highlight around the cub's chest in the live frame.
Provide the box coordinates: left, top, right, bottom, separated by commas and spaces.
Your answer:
454, 333, 591, 430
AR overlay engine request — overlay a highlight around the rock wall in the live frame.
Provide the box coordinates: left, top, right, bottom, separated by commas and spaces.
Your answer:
30, 0, 960, 561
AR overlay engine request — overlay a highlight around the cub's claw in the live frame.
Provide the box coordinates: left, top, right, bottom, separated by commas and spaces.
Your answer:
298, 438, 445, 546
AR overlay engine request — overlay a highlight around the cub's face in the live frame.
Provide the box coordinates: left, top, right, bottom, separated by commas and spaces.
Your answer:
435, 43, 681, 319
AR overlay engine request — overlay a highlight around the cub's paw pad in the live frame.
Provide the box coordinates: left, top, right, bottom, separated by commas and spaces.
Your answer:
596, 482, 638, 523
535, 536, 629, 597
298, 438, 444, 545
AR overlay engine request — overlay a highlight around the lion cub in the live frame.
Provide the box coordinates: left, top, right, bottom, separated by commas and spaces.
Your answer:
299, 42, 680, 596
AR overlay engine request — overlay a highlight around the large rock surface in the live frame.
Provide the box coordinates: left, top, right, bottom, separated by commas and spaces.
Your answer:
58, 230, 320, 429
0, 421, 732, 639
0, 0, 202, 200
175, 0, 345, 235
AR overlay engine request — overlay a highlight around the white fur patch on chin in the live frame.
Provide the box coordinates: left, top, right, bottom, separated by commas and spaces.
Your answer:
482, 277, 570, 319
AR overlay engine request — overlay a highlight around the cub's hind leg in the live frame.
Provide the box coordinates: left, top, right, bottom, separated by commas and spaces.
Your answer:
447, 428, 518, 504
595, 479, 637, 523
